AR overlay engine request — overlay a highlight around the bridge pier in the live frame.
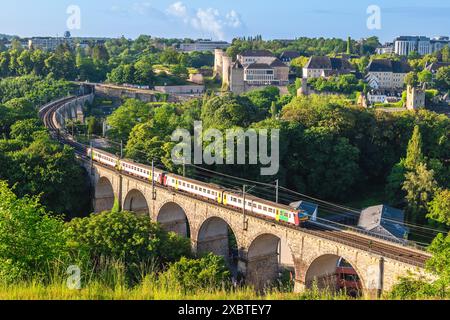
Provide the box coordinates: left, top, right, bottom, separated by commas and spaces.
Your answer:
197, 235, 230, 262
159, 218, 190, 238
246, 252, 280, 291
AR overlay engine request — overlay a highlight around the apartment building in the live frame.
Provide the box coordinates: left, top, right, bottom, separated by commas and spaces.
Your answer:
394, 36, 450, 56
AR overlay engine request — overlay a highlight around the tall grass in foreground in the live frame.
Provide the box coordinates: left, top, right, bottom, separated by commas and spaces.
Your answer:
0, 280, 358, 301
0, 259, 357, 300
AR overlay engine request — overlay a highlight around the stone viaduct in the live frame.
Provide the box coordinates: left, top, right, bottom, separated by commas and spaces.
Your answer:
53, 94, 94, 129
83, 161, 430, 297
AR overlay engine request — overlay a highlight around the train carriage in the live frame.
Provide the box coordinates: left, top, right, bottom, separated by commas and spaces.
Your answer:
89, 148, 120, 169
164, 174, 224, 203
121, 159, 165, 184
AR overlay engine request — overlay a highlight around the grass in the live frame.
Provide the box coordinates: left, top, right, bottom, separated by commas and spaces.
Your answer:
0, 281, 360, 300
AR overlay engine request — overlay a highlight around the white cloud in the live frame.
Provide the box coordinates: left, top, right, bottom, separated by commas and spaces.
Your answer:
192, 8, 224, 40
167, 1, 189, 22
166, 2, 243, 40
131, 2, 153, 15
225, 10, 242, 28
110, 2, 165, 20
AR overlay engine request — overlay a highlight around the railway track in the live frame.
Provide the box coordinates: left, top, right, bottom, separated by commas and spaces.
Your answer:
41, 97, 432, 268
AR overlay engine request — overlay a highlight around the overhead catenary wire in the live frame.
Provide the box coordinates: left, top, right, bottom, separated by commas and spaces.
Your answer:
71, 129, 447, 242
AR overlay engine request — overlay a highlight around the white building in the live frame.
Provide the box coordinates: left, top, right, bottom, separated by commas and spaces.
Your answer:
367, 90, 403, 105
376, 43, 394, 55
179, 40, 230, 52
431, 36, 450, 52
237, 50, 276, 65
394, 36, 449, 56
28, 37, 73, 51
366, 59, 412, 89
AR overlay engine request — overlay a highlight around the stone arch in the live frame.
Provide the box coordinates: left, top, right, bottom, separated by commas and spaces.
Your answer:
246, 233, 294, 291
94, 177, 115, 213
157, 201, 191, 238
196, 217, 239, 266
123, 189, 149, 215
304, 254, 364, 297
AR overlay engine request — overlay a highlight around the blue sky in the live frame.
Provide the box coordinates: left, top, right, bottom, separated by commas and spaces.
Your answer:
0, 0, 448, 42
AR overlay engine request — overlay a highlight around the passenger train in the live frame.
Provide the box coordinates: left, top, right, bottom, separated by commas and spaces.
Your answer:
88, 148, 309, 227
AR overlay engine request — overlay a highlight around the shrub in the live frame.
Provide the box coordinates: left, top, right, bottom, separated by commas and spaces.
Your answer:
389, 276, 448, 300
159, 254, 231, 293
0, 181, 70, 284
66, 211, 192, 278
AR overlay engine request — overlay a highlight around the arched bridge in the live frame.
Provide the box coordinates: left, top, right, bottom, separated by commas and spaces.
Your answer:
42, 96, 432, 298
88, 162, 431, 297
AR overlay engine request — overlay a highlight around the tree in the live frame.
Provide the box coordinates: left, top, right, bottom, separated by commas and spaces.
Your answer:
106, 99, 152, 141
0, 181, 69, 283
107, 64, 136, 84
297, 126, 361, 199
92, 44, 110, 63
134, 59, 154, 85
346, 37, 352, 55
404, 72, 419, 87
427, 189, 450, 225
160, 48, 180, 65
402, 163, 438, 223
9, 119, 45, 145
405, 125, 424, 170
441, 45, 450, 63
271, 101, 277, 119
6, 134, 91, 218
408, 51, 420, 60
435, 66, 450, 91
87, 116, 102, 136
44, 51, 77, 80
417, 69, 432, 86
201, 93, 263, 130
